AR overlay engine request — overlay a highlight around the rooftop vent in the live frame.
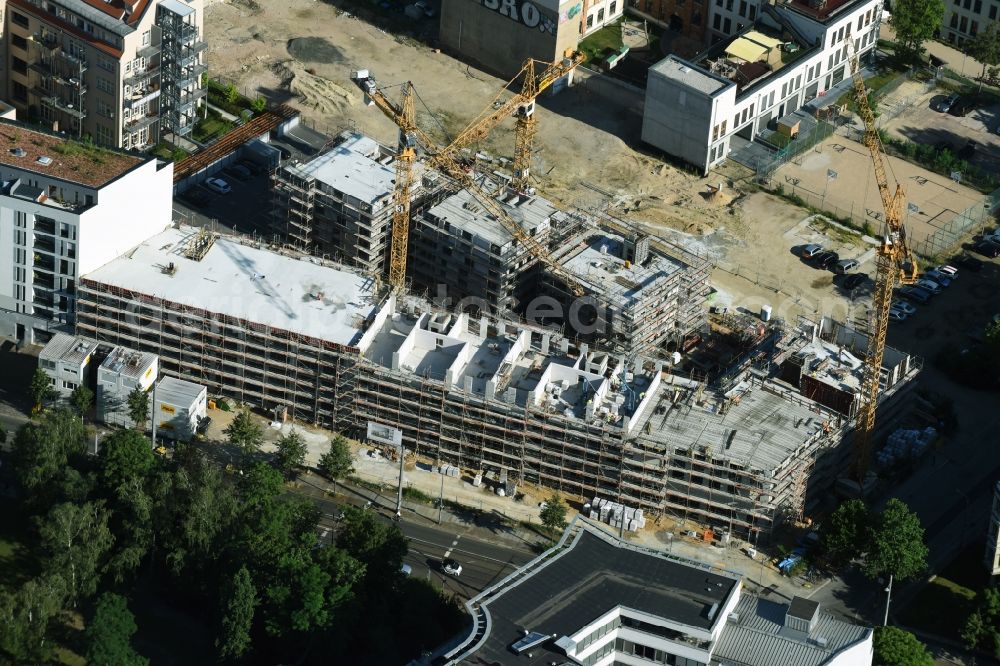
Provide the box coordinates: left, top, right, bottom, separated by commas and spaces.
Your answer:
10, 147, 26, 157
36, 156, 53, 166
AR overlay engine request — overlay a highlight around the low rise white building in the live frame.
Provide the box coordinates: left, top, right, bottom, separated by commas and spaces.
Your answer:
582, 0, 625, 34
37, 332, 98, 398
96, 344, 158, 429
153, 376, 207, 442
0, 119, 173, 344
642, 0, 882, 173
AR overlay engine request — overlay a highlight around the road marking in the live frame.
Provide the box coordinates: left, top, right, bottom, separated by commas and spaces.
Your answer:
408, 536, 522, 567
444, 535, 462, 558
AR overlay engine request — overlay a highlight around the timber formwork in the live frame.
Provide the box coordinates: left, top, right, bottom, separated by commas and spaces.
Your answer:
75, 280, 359, 429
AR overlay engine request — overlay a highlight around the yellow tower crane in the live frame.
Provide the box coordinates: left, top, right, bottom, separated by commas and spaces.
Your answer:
351, 65, 586, 296
846, 48, 918, 482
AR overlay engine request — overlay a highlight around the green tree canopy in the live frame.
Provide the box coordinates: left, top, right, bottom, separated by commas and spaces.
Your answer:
962, 587, 1000, 656
966, 22, 1000, 88
84, 593, 148, 666
864, 498, 928, 581
225, 409, 264, 459
37, 501, 114, 604
29, 368, 56, 411
217, 565, 257, 661
318, 435, 354, 489
12, 408, 87, 498
126, 388, 149, 431
336, 506, 407, 585
99, 429, 154, 492
273, 430, 308, 478
821, 499, 869, 567
0, 573, 67, 664
891, 0, 945, 61
540, 495, 568, 532
873, 626, 934, 666
70, 384, 94, 419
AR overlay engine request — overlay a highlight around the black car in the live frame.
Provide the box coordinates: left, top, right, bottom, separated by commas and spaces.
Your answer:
276, 146, 292, 161
950, 96, 976, 116
813, 251, 839, 269
951, 253, 984, 272
183, 187, 213, 208
842, 273, 871, 290
973, 240, 1000, 258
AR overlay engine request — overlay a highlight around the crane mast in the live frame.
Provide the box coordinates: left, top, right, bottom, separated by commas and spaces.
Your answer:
847, 47, 917, 482
352, 68, 587, 297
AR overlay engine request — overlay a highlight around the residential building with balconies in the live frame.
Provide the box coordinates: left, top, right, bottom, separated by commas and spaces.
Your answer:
0, 0, 206, 150
0, 118, 173, 344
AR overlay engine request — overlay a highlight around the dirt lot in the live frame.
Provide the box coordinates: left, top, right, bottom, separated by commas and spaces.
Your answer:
775, 135, 985, 251
204, 0, 751, 236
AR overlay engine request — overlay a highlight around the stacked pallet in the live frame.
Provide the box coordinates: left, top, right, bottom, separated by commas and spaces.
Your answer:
587, 497, 646, 532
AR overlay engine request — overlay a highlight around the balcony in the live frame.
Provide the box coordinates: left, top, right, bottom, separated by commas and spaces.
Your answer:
55, 49, 88, 72
40, 94, 86, 119
125, 112, 159, 132
124, 83, 161, 109
137, 42, 161, 58
124, 63, 160, 87
32, 33, 60, 54
33, 235, 55, 254
33, 253, 55, 272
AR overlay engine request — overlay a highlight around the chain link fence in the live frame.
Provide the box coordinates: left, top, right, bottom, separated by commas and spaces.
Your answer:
913, 187, 1000, 259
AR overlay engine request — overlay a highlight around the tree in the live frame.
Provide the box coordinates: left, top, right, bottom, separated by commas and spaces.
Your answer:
29, 368, 56, 411
962, 587, 1000, 655
821, 499, 869, 567
84, 593, 148, 666
0, 422, 6, 445
336, 506, 408, 584
70, 385, 93, 419
99, 429, 154, 492
540, 495, 568, 532
224, 83, 239, 105
217, 566, 257, 661
250, 96, 267, 113
12, 408, 87, 497
864, 498, 928, 582
273, 430, 308, 478
225, 409, 264, 459
873, 626, 934, 666
965, 22, 1000, 90
126, 388, 149, 431
891, 0, 945, 62
37, 501, 114, 604
987, 319, 1000, 346
0, 573, 67, 663
318, 435, 354, 492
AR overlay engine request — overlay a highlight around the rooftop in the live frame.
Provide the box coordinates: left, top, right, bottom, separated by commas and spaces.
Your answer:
634, 376, 837, 474
155, 376, 205, 406
283, 133, 395, 209
560, 234, 684, 308
649, 55, 733, 96
714, 594, 871, 665
82, 227, 382, 347
39, 333, 98, 367
788, 0, 859, 20
424, 183, 559, 247
461, 527, 740, 665
696, 24, 802, 94
0, 121, 146, 188
99, 345, 157, 380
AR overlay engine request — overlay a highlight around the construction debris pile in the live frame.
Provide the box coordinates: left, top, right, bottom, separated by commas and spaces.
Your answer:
875, 427, 938, 467
586, 497, 647, 533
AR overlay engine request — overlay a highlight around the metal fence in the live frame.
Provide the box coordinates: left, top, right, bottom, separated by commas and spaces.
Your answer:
913, 186, 1000, 259
753, 119, 837, 181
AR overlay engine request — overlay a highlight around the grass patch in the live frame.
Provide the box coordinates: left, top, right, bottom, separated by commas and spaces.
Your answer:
192, 109, 234, 144
809, 217, 863, 246
900, 543, 988, 640
402, 486, 435, 504
49, 139, 108, 164
151, 141, 188, 162
578, 20, 624, 64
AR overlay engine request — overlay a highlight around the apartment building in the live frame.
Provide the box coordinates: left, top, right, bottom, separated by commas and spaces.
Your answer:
0, 0, 206, 150
627, 0, 709, 43
442, 523, 873, 666
0, 119, 172, 344
270, 132, 442, 275
643, 0, 882, 173
940, 0, 999, 45
582, 0, 625, 34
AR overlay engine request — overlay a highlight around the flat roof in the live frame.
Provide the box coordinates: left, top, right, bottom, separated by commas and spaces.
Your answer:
714, 594, 870, 665
284, 133, 394, 207
155, 376, 205, 407
461, 526, 740, 665
158, 0, 195, 17
39, 333, 98, 366
560, 235, 684, 306
649, 55, 732, 96
425, 184, 558, 247
634, 377, 836, 474
0, 120, 146, 188
82, 227, 380, 347
99, 345, 157, 380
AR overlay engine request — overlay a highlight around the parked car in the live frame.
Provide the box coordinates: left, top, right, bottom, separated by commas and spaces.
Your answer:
801, 243, 823, 258
442, 558, 462, 576
400, 564, 413, 576
813, 251, 839, 269
983, 228, 1000, 243
950, 96, 976, 116
891, 299, 917, 315
973, 240, 1000, 258
951, 253, 984, 272
236, 159, 263, 175
898, 285, 933, 303
938, 93, 960, 113
833, 258, 859, 274
183, 187, 213, 208
415, 0, 435, 16
915, 278, 942, 294
842, 273, 871, 290
225, 164, 253, 181
888, 308, 909, 322
936, 264, 959, 277
205, 177, 231, 194
923, 268, 952, 286
276, 146, 292, 161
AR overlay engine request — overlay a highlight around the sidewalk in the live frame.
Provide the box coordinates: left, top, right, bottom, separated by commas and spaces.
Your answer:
882, 24, 997, 84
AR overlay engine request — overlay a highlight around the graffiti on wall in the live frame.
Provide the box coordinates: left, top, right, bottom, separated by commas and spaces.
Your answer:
560, 2, 581, 23
480, 0, 558, 34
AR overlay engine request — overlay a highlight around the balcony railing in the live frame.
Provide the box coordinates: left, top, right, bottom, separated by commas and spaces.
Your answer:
55, 49, 88, 72
125, 112, 159, 132
124, 63, 160, 87
137, 42, 161, 58
40, 94, 86, 119
32, 33, 60, 54
124, 85, 161, 109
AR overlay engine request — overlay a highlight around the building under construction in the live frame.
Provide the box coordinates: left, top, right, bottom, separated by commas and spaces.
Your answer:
76, 227, 918, 541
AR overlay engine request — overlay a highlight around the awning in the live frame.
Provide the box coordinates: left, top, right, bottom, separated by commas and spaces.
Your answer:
725, 38, 767, 63
744, 30, 784, 50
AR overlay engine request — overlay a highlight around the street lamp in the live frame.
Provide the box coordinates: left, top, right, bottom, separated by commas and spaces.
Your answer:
883, 574, 894, 626
666, 532, 674, 555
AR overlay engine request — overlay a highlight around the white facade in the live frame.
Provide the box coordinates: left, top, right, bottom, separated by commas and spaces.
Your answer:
643, 0, 882, 174
37, 332, 98, 398
940, 0, 999, 46
583, 0, 625, 34
96, 345, 159, 428
0, 120, 173, 344
153, 376, 207, 441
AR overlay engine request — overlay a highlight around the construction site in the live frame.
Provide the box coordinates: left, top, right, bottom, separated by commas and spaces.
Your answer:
74, 225, 920, 542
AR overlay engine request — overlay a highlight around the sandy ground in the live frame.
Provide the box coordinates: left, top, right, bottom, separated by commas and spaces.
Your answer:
204, 0, 747, 236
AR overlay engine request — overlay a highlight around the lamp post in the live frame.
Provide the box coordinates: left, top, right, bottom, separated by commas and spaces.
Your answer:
437, 470, 445, 525
395, 442, 404, 521
883, 574, 894, 626
666, 532, 674, 555
822, 169, 838, 209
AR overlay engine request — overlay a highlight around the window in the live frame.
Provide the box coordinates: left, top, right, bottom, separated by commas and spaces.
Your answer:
11, 10, 29, 27
960, 15, 968, 30
11, 56, 27, 76
951, 12, 959, 26
720, 120, 727, 134
723, 17, 731, 32
11, 34, 27, 50
142, 30, 151, 45
739, 0, 747, 14
610, 0, 617, 14
726, 0, 733, 9
748, 5, 755, 18
991, 4, 998, 18
713, 13, 721, 28
587, 13, 593, 27
96, 124, 113, 145
97, 77, 113, 93
693, 10, 701, 24
974, 0, 982, 10
597, 7, 604, 20
971, 19, 979, 34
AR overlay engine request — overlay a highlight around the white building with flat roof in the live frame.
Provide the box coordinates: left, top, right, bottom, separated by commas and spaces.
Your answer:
96, 343, 158, 428
642, 0, 882, 173
0, 119, 172, 345
37, 332, 98, 397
